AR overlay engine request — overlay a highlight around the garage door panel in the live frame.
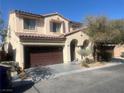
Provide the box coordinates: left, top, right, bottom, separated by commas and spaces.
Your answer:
24, 46, 63, 68
30, 51, 63, 66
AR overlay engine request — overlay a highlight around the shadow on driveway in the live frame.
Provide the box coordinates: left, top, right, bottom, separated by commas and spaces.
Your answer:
25, 66, 54, 82
13, 81, 34, 93
13, 66, 54, 93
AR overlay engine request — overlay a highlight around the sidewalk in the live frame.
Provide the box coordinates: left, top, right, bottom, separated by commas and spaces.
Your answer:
47, 62, 122, 78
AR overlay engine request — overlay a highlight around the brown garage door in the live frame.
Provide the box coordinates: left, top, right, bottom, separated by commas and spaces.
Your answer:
24, 46, 63, 68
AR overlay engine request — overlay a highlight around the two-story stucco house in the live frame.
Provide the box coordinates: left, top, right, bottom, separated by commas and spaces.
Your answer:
5, 10, 90, 69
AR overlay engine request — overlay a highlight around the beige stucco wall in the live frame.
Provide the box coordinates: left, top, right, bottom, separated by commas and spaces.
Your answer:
9, 12, 70, 36
8, 13, 17, 34
6, 30, 24, 68
15, 15, 44, 34
113, 45, 124, 58
63, 31, 90, 63
44, 15, 69, 36
6, 13, 24, 68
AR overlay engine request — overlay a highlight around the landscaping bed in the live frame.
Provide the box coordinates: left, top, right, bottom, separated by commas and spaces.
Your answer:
80, 61, 107, 68
88, 62, 107, 67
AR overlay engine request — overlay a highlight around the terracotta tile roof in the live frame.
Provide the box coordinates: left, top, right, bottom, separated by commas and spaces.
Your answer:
70, 21, 82, 26
42, 12, 70, 21
16, 32, 66, 41
63, 27, 87, 36
11, 10, 70, 21
11, 10, 82, 24
42, 12, 59, 16
11, 10, 43, 18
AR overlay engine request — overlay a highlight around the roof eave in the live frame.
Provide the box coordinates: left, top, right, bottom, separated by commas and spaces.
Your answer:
11, 10, 43, 18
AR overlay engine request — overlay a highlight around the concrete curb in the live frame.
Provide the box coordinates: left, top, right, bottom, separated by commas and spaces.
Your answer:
54, 62, 122, 78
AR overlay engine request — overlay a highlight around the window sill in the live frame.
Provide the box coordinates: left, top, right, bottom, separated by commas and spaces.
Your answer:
23, 29, 37, 32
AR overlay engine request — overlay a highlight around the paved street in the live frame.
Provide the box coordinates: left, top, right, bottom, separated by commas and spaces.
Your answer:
15, 63, 124, 93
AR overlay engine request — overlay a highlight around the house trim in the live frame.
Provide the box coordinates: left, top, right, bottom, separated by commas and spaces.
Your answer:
22, 42, 65, 46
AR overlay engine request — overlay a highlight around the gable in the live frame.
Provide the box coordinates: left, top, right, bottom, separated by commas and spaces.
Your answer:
43, 13, 70, 22
44, 14, 70, 23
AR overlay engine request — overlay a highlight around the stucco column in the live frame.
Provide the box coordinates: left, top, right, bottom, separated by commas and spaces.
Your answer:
15, 43, 24, 69
63, 44, 71, 63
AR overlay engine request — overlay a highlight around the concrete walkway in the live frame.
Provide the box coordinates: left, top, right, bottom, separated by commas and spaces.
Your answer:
47, 62, 83, 74
46, 62, 122, 78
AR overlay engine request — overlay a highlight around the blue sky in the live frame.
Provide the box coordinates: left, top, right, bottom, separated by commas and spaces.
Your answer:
0, 0, 124, 25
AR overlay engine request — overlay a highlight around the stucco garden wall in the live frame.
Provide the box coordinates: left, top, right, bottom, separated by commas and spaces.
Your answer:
6, 13, 24, 68
63, 31, 90, 63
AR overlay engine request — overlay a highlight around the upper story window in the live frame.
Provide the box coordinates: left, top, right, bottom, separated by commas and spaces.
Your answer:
52, 22, 61, 32
24, 18, 36, 30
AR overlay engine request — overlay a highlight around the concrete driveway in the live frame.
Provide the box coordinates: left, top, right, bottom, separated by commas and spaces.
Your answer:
14, 64, 124, 93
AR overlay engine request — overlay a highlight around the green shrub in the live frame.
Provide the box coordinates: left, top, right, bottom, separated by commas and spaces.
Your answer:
85, 58, 94, 64
80, 60, 89, 68
100, 51, 112, 61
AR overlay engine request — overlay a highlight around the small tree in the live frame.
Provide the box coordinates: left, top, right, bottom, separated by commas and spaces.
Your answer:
77, 41, 93, 67
84, 16, 122, 44
83, 16, 124, 61
0, 11, 7, 42
77, 48, 93, 67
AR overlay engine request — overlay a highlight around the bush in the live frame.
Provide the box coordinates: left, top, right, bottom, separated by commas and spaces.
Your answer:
85, 58, 94, 64
100, 51, 112, 61
80, 60, 89, 68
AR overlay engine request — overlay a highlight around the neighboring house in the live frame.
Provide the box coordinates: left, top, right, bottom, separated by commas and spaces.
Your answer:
114, 45, 124, 58
5, 10, 90, 69
94, 43, 124, 62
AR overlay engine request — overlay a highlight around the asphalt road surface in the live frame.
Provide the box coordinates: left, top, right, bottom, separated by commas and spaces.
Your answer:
15, 64, 124, 93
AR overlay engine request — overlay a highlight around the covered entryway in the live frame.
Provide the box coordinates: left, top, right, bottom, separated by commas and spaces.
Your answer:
24, 46, 63, 68
70, 39, 78, 61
